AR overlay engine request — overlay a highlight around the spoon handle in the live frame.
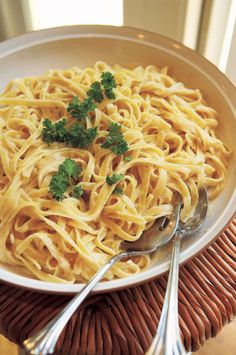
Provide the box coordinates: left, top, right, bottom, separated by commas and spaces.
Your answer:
23, 251, 126, 355
146, 232, 187, 355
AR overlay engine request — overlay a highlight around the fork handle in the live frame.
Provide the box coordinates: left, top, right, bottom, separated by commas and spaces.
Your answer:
146, 232, 187, 355
23, 251, 128, 355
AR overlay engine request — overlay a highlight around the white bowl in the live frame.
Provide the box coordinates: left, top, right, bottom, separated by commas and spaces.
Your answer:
0, 25, 235, 294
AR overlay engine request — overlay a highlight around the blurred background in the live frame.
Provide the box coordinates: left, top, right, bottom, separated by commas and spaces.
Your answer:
0, 0, 235, 85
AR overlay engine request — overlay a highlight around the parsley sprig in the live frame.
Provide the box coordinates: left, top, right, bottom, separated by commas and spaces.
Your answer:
124, 155, 132, 162
68, 124, 97, 148
113, 187, 123, 195
101, 72, 117, 99
67, 72, 117, 120
72, 185, 84, 198
87, 72, 117, 103
42, 120, 97, 149
87, 82, 104, 103
42, 118, 68, 144
101, 123, 129, 155
42, 71, 117, 150
67, 97, 96, 121
49, 158, 84, 201
106, 173, 124, 185
106, 173, 124, 196
58, 158, 82, 179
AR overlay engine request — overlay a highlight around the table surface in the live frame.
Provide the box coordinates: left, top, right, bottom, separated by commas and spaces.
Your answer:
0, 218, 235, 354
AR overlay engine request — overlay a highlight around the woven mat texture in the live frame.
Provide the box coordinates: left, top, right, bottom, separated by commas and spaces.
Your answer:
0, 219, 235, 354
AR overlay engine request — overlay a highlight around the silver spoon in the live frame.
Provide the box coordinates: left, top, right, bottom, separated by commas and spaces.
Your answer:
23, 204, 181, 355
146, 187, 208, 355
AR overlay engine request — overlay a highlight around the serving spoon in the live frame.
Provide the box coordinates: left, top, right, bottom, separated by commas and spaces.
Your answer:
23, 204, 181, 355
146, 187, 208, 355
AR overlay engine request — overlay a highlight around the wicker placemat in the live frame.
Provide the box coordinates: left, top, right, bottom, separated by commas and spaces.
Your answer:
0, 219, 235, 354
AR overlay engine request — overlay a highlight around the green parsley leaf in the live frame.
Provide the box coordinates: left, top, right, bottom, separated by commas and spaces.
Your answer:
58, 158, 82, 179
42, 118, 68, 144
124, 156, 132, 162
101, 122, 129, 155
101, 72, 116, 88
72, 185, 84, 198
68, 124, 98, 149
49, 172, 69, 201
113, 187, 123, 195
104, 88, 116, 100
49, 159, 82, 201
67, 96, 96, 120
106, 173, 124, 185
87, 81, 104, 103
41, 119, 97, 149
101, 72, 116, 99
42, 72, 118, 157
111, 140, 129, 155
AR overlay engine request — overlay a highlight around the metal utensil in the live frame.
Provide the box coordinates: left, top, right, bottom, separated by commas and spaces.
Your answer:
23, 204, 181, 355
146, 188, 208, 355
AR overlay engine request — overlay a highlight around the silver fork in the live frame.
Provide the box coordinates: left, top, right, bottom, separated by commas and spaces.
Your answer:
23, 204, 181, 355
146, 188, 208, 355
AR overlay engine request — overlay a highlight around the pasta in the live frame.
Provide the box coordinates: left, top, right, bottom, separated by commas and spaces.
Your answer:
0, 61, 231, 283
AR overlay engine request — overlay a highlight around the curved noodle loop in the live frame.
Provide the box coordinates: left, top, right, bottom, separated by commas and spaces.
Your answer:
0, 62, 230, 282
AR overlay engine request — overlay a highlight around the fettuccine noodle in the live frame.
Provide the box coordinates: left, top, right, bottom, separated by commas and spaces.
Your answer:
0, 61, 231, 283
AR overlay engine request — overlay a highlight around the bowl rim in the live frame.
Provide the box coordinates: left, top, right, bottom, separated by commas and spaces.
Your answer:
0, 24, 235, 294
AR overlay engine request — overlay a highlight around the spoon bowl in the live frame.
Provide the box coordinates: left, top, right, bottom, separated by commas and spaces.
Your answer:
121, 203, 181, 253
179, 188, 208, 234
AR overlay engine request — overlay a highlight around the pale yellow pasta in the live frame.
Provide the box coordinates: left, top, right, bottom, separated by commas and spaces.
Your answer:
0, 62, 231, 283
